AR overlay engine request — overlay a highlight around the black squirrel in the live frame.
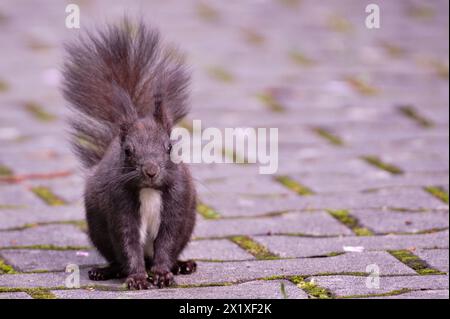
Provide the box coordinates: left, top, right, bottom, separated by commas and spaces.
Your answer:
62, 19, 197, 289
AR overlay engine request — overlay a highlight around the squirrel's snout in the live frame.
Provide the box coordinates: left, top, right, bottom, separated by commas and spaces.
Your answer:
142, 162, 160, 179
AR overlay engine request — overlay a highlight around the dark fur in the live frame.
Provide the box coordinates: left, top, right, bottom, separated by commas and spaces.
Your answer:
62, 19, 196, 289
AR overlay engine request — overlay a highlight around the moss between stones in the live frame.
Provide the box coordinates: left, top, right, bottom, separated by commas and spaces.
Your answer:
0, 287, 57, 299
313, 127, 344, 146
256, 92, 285, 113
242, 28, 265, 46
275, 176, 314, 196
197, 203, 220, 219
221, 148, 248, 164
196, 2, 220, 22
0, 80, 9, 92
31, 186, 66, 206
207, 66, 234, 83
229, 236, 279, 260
0, 259, 17, 274
424, 186, 449, 204
361, 155, 404, 175
24, 101, 56, 122
289, 51, 316, 67
388, 250, 444, 275
344, 76, 378, 95
290, 275, 334, 299
327, 209, 374, 236
0, 164, 13, 177
398, 105, 434, 128
341, 288, 412, 299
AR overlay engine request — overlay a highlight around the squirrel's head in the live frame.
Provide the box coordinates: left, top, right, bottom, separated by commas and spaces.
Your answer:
119, 97, 175, 189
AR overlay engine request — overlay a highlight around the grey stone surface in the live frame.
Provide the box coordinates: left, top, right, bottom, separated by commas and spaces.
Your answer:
368, 290, 449, 299
350, 210, 449, 234
0, 225, 90, 248
52, 280, 307, 299
0, 292, 32, 299
194, 211, 353, 237
415, 249, 449, 272
0, 0, 448, 299
310, 275, 449, 297
0, 204, 84, 230
252, 231, 449, 258
174, 252, 416, 286
181, 239, 255, 261
0, 249, 105, 272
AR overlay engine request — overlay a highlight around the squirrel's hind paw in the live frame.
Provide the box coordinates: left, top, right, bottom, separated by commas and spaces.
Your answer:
88, 265, 124, 281
171, 260, 197, 275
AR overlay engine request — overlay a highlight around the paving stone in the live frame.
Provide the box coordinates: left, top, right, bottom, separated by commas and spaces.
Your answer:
194, 211, 353, 237
0, 204, 84, 230
415, 249, 449, 272
51, 280, 307, 299
174, 252, 416, 286
0, 249, 105, 272
0, 224, 90, 248
310, 275, 449, 297
252, 231, 449, 258
181, 239, 254, 261
0, 0, 448, 300
0, 184, 44, 207
0, 292, 32, 299
368, 290, 449, 299
351, 210, 449, 234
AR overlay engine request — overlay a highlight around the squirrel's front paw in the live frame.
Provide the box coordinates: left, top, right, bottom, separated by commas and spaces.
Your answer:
125, 273, 149, 290
150, 268, 174, 288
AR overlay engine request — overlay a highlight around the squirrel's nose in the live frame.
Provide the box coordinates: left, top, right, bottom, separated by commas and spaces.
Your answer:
143, 162, 160, 179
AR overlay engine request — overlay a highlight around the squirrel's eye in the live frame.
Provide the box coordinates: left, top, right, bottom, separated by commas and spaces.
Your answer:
167, 143, 172, 154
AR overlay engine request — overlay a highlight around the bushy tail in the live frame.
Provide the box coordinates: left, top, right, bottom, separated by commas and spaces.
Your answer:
62, 18, 190, 168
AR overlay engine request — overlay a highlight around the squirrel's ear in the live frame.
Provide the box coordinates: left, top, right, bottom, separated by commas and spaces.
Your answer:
154, 93, 172, 132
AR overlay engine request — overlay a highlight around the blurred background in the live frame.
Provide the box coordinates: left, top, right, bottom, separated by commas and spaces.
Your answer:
0, 0, 448, 299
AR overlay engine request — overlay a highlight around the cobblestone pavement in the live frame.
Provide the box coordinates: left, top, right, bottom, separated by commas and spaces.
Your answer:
0, 0, 449, 299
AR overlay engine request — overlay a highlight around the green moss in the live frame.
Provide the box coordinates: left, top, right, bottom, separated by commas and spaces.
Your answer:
197, 203, 220, 219
289, 51, 316, 67
344, 76, 378, 95
389, 250, 444, 275
275, 176, 314, 196
221, 148, 248, 164
256, 92, 285, 113
207, 66, 234, 83
31, 186, 66, 206
24, 101, 56, 122
0, 80, 9, 92
325, 252, 345, 257
290, 276, 334, 299
361, 156, 403, 175
327, 210, 374, 236
424, 186, 449, 204
242, 28, 265, 46
0, 259, 17, 274
399, 105, 434, 128
229, 236, 278, 260
342, 288, 412, 299
196, 2, 220, 22
328, 15, 353, 33
0, 287, 57, 299
0, 164, 13, 177
313, 127, 344, 146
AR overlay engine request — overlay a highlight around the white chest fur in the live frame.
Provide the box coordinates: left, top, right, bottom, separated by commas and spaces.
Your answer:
139, 188, 162, 258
